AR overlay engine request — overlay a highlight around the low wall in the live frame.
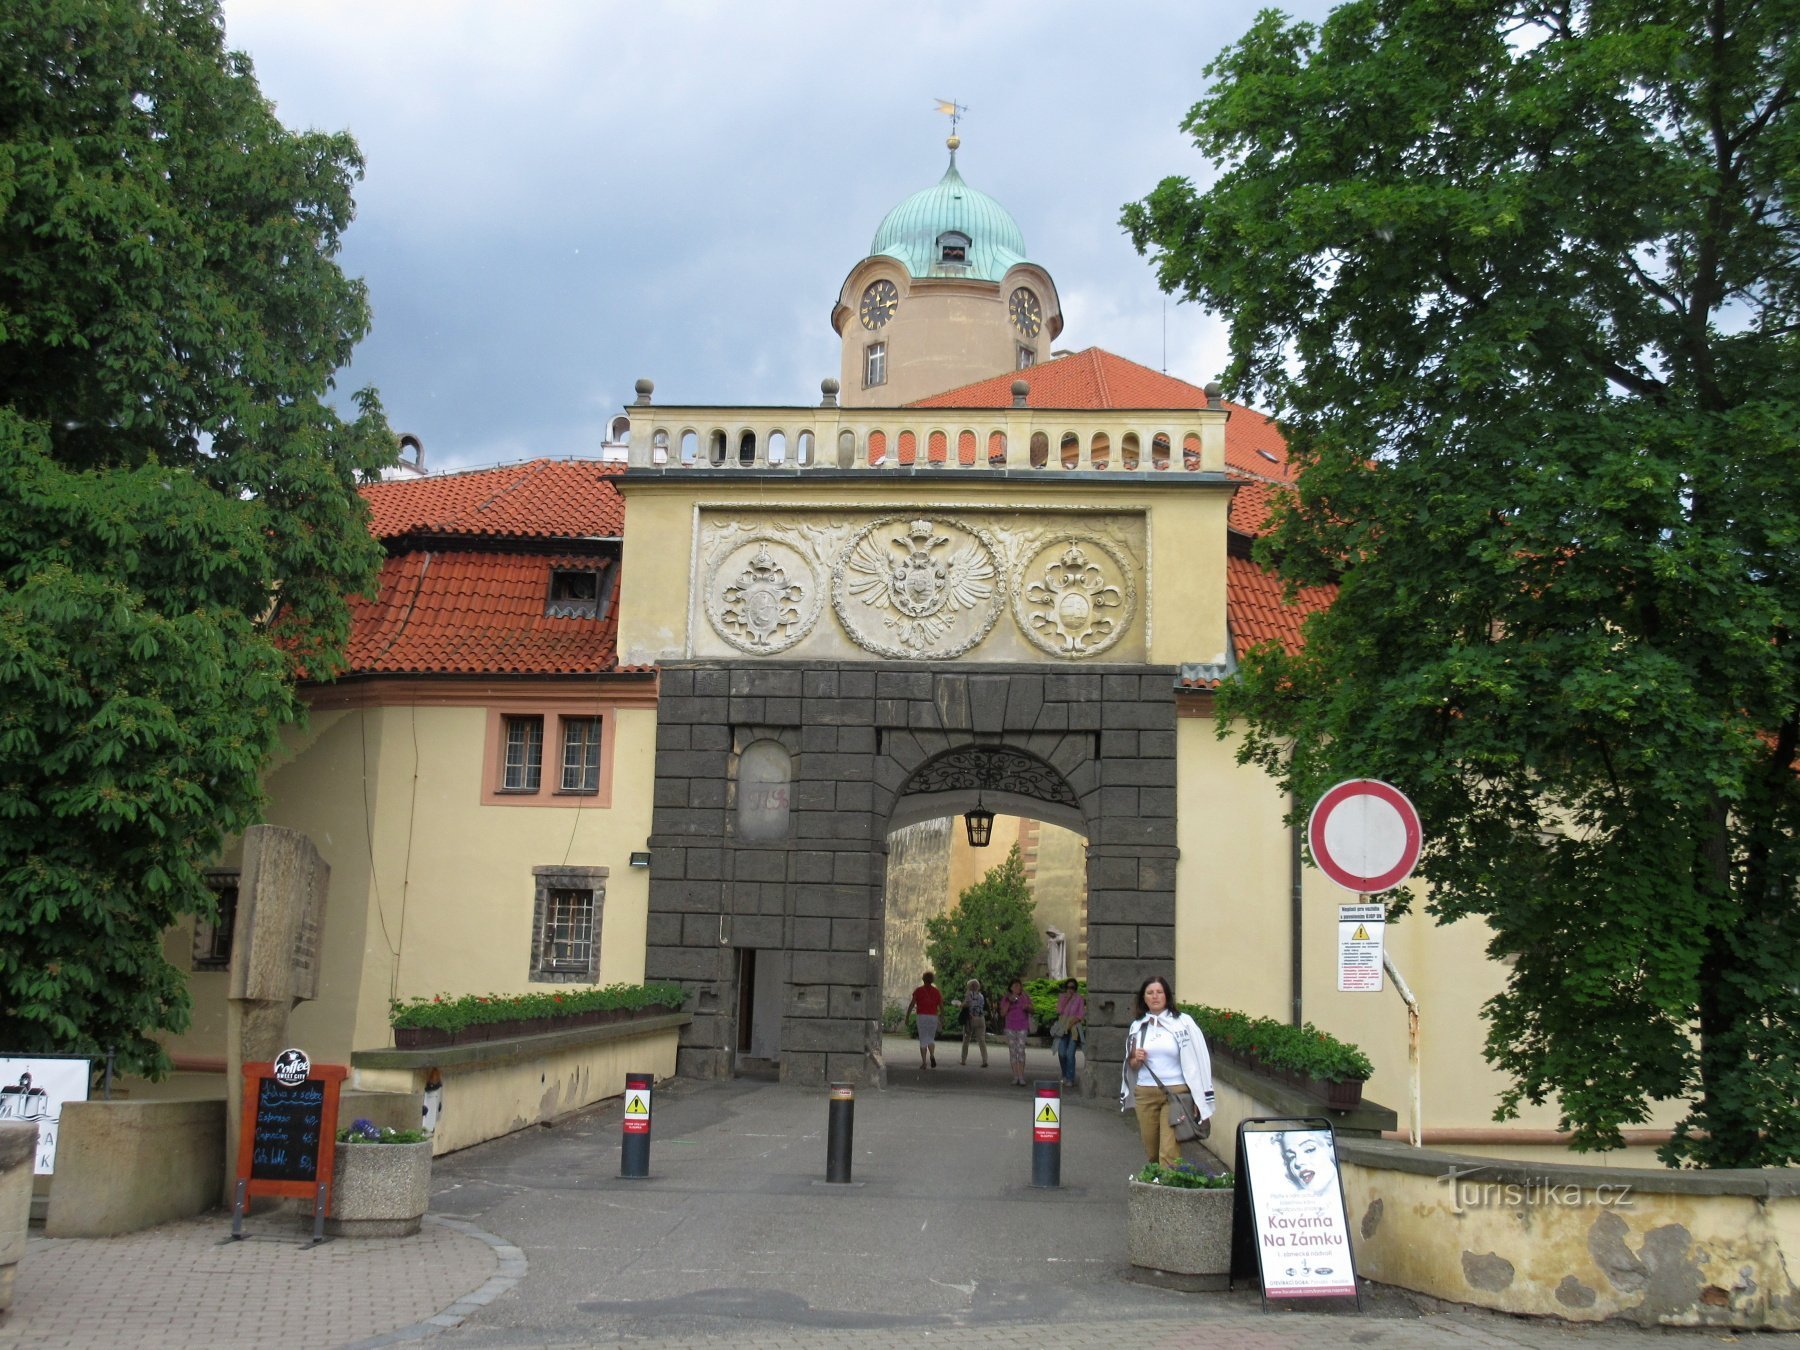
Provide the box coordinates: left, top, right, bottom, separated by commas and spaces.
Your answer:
1213, 1060, 1800, 1329
351, 1013, 689, 1156
1339, 1139, 1800, 1329
47, 1099, 223, 1238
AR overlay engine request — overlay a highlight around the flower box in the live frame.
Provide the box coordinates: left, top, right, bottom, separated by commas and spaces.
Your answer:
1127, 1177, 1235, 1290
326, 1138, 432, 1238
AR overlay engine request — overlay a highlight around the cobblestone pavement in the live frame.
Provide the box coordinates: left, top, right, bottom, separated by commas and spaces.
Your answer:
0, 1211, 507, 1349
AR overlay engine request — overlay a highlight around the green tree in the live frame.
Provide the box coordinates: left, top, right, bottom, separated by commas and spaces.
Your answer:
0, 0, 393, 1075
1124, 0, 1799, 1166
925, 844, 1042, 1005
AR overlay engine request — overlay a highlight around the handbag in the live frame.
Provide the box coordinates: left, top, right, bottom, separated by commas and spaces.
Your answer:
1139, 1053, 1210, 1142
1050, 1015, 1072, 1038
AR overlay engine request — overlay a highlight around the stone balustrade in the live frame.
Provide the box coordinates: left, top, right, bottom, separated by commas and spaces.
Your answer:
623, 379, 1228, 476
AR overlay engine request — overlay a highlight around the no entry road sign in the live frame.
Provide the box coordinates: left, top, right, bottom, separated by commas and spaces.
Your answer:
1307, 780, 1422, 894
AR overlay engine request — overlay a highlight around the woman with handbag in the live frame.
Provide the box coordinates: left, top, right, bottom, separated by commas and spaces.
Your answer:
1051, 978, 1085, 1087
1119, 974, 1215, 1165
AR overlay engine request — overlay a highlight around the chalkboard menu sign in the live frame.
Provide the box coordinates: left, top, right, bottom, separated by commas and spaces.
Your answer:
233, 1060, 346, 1224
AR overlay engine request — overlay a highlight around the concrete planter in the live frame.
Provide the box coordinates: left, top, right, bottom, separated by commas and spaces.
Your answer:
1127, 1178, 1234, 1290
326, 1140, 431, 1238
0, 1121, 36, 1312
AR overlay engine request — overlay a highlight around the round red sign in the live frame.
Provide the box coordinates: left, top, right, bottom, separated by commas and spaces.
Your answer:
1307, 779, 1422, 894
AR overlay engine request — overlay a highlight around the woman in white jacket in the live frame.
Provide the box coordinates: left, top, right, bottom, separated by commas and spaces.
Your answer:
1119, 974, 1215, 1165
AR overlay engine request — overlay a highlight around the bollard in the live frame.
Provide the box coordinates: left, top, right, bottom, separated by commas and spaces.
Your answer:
620, 1072, 653, 1179
826, 1082, 854, 1183
1032, 1080, 1061, 1188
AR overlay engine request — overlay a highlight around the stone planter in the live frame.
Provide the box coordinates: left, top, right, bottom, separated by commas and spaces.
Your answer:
326, 1140, 432, 1238
0, 1121, 36, 1312
1127, 1178, 1234, 1290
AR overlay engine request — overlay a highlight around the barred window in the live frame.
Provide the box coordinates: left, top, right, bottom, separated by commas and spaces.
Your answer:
530, 866, 606, 983
192, 872, 239, 971
560, 717, 602, 793
502, 715, 543, 792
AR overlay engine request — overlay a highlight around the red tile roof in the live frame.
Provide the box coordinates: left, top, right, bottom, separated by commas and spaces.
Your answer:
1226, 554, 1336, 658
343, 550, 619, 675
362, 459, 625, 541
908, 347, 1297, 485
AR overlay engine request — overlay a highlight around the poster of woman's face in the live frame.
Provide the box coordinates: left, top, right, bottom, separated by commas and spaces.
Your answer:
1276, 1130, 1338, 1196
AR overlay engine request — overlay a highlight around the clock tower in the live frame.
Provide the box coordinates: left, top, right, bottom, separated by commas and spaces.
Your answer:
832, 137, 1063, 408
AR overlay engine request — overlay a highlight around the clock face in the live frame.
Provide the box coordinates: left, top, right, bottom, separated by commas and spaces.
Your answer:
859, 279, 899, 330
1009, 287, 1043, 338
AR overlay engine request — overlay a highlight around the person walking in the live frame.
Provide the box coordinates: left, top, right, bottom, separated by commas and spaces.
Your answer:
958, 977, 989, 1066
997, 978, 1033, 1085
906, 971, 943, 1069
1052, 978, 1085, 1087
1119, 974, 1214, 1165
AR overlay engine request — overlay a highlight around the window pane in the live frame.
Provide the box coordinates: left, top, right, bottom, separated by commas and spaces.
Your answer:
541, 887, 594, 972
504, 716, 543, 791
865, 342, 886, 387
561, 717, 602, 792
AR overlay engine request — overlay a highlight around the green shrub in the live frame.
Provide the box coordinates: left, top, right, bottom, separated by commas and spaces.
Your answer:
1180, 1002, 1373, 1082
924, 845, 1040, 1005
389, 981, 686, 1031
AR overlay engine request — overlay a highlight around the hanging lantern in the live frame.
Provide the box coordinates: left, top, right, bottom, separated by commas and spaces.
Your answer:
964, 792, 994, 848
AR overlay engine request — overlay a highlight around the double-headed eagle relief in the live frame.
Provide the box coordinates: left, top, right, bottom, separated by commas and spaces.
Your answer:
700, 510, 1140, 661
834, 517, 1002, 658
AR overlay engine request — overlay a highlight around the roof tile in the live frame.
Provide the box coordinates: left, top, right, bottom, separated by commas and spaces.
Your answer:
362, 459, 625, 541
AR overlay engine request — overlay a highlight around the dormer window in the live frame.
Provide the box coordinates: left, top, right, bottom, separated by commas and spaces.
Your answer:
547, 567, 604, 618
936, 230, 970, 265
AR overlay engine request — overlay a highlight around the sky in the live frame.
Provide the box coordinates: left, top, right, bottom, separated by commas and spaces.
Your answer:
222, 1, 1337, 475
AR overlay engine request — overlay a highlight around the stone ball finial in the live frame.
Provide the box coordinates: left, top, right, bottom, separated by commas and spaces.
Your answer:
1011, 380, 1030, 408
1203, 381, 1223, 409
821, 377, 840, 408
633, 378, 654, 405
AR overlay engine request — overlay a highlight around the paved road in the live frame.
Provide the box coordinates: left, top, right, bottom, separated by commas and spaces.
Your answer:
0, 1040, 1754, 1347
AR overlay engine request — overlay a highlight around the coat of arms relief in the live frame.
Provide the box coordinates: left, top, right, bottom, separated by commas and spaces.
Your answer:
700, 512, 1139, 661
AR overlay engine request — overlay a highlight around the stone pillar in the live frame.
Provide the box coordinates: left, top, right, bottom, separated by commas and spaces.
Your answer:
223, 825, 329, 1201
0, 1121, 33, 1313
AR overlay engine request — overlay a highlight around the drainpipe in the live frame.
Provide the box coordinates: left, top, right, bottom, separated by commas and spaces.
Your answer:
1289, 797, 1304, 1028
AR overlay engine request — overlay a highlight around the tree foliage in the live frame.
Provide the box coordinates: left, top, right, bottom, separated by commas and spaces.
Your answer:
1125, 0, 1800, 1166
924, 844, 1042, 1001
0, 0, 393, 1074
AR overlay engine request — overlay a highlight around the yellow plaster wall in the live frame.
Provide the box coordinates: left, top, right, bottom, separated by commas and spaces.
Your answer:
167, 696, 658, 1068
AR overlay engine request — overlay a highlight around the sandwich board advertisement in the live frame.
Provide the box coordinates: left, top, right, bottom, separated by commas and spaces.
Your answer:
1234, 1117, 1360, 1303
0, 1055, 91, 1175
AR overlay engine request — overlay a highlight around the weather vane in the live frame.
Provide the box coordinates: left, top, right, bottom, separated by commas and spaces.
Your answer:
934, 98, 968, 136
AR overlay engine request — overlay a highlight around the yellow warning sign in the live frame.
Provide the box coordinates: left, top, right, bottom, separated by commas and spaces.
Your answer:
624, 1092, 649, 1115
1036, 1103, 1059, 1124
1352, 925, 1370, 941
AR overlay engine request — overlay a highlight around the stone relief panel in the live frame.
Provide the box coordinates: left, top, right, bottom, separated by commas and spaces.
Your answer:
703, 536, 822, 654
1014, 536, 1136, 659
691, 509, 1148, 663
832, 517, 1004, 660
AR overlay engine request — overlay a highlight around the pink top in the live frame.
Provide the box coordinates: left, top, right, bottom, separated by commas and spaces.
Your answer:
999, 992, 1032, 1031
1056, 991, 1086, 1022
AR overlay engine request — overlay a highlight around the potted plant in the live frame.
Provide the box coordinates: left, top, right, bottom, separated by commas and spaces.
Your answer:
1127, 1162, 1236, 1289
1181, 1003, 1373, 1109
389, 981, 686, 1048
326, 1118, 433, 1238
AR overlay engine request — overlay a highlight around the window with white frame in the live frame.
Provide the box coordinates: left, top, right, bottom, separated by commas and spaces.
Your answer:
530, 865, 606, 982
864, 341, 886, 388
1017, 345, 1036, 370
502, 715, 544, 791
560, 717, 603, 793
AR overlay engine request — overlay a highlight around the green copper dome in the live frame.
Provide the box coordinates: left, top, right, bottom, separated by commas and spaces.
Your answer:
869, 145, 1028, 282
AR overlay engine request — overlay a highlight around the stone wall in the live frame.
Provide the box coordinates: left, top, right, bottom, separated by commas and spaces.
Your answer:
644, 660, 1177, 1084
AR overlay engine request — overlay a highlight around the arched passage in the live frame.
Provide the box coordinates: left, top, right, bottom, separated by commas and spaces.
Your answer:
642, 663, 1179, 1088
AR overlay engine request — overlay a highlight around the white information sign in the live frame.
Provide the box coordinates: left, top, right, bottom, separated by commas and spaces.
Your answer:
0, 1056, 90, 1175
1241, 1126, 1357, 1298
1337, 903, 1387, 992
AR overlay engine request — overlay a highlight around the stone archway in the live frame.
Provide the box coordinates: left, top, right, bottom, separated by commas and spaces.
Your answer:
642, 661, 1178, 1086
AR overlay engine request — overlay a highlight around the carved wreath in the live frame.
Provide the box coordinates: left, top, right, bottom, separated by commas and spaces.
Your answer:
704, 537, 821, 654
832, 516, 1003, 660
1012, 535, 1137, 659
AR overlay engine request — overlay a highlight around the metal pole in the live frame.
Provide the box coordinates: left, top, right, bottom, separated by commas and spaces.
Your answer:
1382, 951, 1422, 1147
826, 1083, 854, 1183
620, 1072, 653, 1178
1031, 1080, 1061, 1188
